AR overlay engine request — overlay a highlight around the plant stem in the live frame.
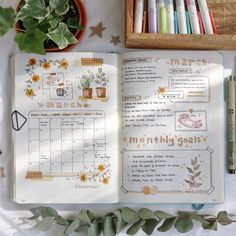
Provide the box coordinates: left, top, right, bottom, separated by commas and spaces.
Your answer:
15, 28, 26, 33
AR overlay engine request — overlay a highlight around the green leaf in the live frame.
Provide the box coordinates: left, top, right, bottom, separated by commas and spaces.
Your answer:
217, 211, 233, 225
104, 216, 116, 236
77, 210, 92, 224
47, 22, 77, 49
202, 219, 218, 231
54, 215, 69, 226
113, 210, 127, 234
114, 218, 127, 234
127, 220, 146, 235
188, 212, 209, 224
23, 18, 39, 29
15, 28, 47, 54
67, 17, 84, 30
0, 7, 15, 36
64, 219, 80, 235
31, 207, 58, 218
142, 219, 158, 235
88, 223, 102, 236
138, 208, 157, 220
121, 208, 140, 224
35, 216, 55, 231
174, 218, 193, 233
155, 211, 173, 219
47, 14, 61, 29
157, 217, 176, 232
28, 208, 40, 220
49, 0, 69, 16
17, 0, 50, 21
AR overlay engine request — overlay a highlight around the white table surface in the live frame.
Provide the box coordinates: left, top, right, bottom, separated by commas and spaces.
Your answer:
0, 0, 236, 235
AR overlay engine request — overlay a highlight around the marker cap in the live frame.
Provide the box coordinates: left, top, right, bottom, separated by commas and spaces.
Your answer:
227, 76, 236, 102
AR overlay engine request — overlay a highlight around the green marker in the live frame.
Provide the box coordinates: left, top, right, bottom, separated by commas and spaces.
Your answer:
160, 6, 168, 33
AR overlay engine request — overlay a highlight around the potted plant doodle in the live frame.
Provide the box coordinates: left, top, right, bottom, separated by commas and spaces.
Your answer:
95, 68, 109, 98
0, 0, 87, 54
80, 74, 94, 99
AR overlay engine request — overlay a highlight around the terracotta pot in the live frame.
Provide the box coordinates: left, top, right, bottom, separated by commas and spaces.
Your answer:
96, 87, 106, 98
83, 88, 92, 98
16, 0, 87, 52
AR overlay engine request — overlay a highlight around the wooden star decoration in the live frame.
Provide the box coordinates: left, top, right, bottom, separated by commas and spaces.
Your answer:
89, 22, 106, 38
110, 35, 121, 45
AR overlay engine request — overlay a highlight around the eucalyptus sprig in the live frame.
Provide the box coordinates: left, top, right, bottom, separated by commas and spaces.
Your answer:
0, 0, 84, 54
28, 206, 236, 236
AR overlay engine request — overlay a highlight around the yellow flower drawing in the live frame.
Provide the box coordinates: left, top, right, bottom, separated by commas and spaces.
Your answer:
142, 186, 150, 195
102, 177, 109, 185
159, 87, 167, 94
28, 58, 36, 66
97, 164, 105, 172
59, 59, 69, 70
80, 174, 87, 182
31, 74, 40, 83
25, 88, 35, 98
42, 61, 51, 70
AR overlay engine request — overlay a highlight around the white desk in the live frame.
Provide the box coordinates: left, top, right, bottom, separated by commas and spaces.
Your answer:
0, 0, 236, 235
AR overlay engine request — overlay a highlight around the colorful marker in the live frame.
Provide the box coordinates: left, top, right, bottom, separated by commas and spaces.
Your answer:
197, 0, 214, 34
166, 0, 175, 33
134, 0, 144, 33
186, 0, 200, 34
148, 0, 157, 32
176, 0, 187, 34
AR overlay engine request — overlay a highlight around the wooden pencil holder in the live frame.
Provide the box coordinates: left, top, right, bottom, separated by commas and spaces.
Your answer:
125, 0, 236, 50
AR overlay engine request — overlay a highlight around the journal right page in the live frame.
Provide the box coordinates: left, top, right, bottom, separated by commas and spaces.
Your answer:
119, 51, 224, 203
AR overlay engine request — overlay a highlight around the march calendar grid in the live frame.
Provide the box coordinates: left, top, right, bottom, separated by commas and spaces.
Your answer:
27, 110, 106, 177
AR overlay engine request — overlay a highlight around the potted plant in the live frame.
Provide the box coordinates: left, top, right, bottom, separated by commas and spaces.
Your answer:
0, 0, 86, 54
80, 74, 94, 99
95, 68, 109, 98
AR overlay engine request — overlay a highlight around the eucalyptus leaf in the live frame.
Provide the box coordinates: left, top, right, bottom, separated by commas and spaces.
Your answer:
88, 223, 102, 236
55, 215, 69, 226
217, 211, 233, 225
104, 216, 116, 236
64, 219, 80, 235
35, 216, 55, 232
155, 211, 173, 219
138, 208, 157, 220
28, 208, 40, 220
47, 22, 77, 49
202, 220, 218, 231
114, 218, 127, 234
37, 206, 58, 217
0, 7, 15, 36
113, 210, 122, 221
127, 220, 146, 235
17, 0, 50, 21
188, 212, 209, 224
15, 28, 47, 55
49, 0, 69, 16
142, 219, 158, 235
174, 218, 193, 233
157, 217, 176, 232
121, 208, 140, 224
77, 210, 92, 224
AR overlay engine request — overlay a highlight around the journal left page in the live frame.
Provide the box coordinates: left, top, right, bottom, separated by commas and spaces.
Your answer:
12, 53, 119, 204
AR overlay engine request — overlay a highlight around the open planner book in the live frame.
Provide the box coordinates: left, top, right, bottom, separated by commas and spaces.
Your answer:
12, 51, 224, 204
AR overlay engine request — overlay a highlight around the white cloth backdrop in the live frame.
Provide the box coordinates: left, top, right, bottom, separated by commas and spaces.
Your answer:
0, 0, 236, 235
